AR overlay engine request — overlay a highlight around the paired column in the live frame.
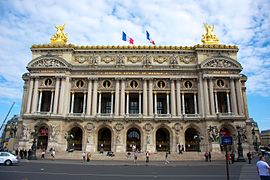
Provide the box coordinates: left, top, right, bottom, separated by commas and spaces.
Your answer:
26, 78, 34, 113
148, 80, 153, 116
53, 78, 60, 114
70, 92, 75, 113
194, 93, 198, 114
83, 92, 86, 114
203, 78, 210, 115
166, 92, 170, 114
111, 92, 114, 115
92, 79, 98, 116
214, 91, 219, 114
98, 92, 102, 114
154, 92, 157, 115
209, 78, 215, 115
176, 79, 182, 116
235, 79, 243, 115
59, 77, 66, 115
126, 92, 129, 115
181, 93, 185, 115
143, 79, 148, 116
170, 79, 176, 116
114, 79, 120, 116
31, 78, 39, 113
120, 79, 125, 116
138, 92, 142, 114
63, 77, 71, 115
230, 78, 238, 115
198, 74, 204, 116
226, 91, 231, 113
37, 90, 43, 112
86, 79, 92, 115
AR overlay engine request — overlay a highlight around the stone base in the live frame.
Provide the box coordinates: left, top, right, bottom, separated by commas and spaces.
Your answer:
211, 143, 221, 153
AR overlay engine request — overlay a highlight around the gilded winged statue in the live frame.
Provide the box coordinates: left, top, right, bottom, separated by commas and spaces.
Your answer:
50, 24, 68, 44
201, 23, 219, 44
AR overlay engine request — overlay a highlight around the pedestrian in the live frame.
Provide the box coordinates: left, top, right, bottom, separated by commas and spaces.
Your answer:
227, 152, 231, 164
15, 149, 19, 156
134, 151, 138, 164
204, 151, 209, 162
24, 149, 27, 159
27, 149, 31, 160
51, 148, 55, 160
19, 149, 24, 159
146, 151, 150, 165
165, 151, 170, 164
181, 145, 184, 153
208, 152, 212, 162
177, 144, 181, 154
41, 149, 45, 159
247, 152, 252, 164
256, 155, 270, 180
87, 152, 91, 162
230, 152, 235, 164
82, 152, 86, 162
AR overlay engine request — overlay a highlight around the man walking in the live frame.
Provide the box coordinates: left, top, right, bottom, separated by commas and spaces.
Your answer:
256, 155, 270, 180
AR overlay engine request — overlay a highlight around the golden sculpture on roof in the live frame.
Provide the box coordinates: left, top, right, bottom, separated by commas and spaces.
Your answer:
50, 24, 68, 44
201, 23, 219, 44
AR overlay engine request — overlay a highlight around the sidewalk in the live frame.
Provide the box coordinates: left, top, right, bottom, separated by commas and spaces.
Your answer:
239, 163, 260, 180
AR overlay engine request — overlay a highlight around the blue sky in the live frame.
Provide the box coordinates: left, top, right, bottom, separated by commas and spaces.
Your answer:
0, 0, 269, 131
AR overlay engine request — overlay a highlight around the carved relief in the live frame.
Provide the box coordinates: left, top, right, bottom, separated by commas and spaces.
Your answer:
101, 56, 115, 64
142, 55, 152, 66
75, 56, 88, 64
22, 125, 30, 140
115, 54, 125, 65
50, 125, 60, 141
127, 56, 142, 63
204, 59, 238, 68
114, 123, 124, 132
144, 123, 153, 132
179, 56, 195, 64
85, 123, 95, 132
169, 55, 178, 65
173, 123, 182, 134
89, 55, 99, 65
31, 58, 66, 68
154, 56, 167, 64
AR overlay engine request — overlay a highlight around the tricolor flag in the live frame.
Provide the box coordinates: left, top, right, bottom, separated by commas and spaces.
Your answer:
122, 32, 134, 44
146, 30, 155, 45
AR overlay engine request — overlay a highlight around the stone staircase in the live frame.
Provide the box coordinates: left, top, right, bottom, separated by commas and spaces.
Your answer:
37, 150, 226, 161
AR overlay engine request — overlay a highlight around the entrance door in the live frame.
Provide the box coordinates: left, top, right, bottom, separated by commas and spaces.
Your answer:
98, 128, 111, 151
37, 126, 48, 150
70, 127, 83, 151
185, 128, 200, 152
156, 128, 170, 152
126, 128, 141, 152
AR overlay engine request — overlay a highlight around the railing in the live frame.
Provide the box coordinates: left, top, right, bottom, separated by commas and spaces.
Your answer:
155, 114, 172, 118
183, 114, 200, 118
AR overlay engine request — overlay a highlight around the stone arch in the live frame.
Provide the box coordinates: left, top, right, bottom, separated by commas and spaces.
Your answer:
219, 123, 236, 152
184, 125, 201, 152
35, 122, 49, 150
125, 124, 143, 152
97, 125, 113, 152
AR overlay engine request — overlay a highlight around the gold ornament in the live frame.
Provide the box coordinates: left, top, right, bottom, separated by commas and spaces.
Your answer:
50, 24, 68, 44
201, 23, 219, 44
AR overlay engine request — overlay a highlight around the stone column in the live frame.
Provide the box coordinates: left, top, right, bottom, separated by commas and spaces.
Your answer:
182, 93, 185, 115
120, 79, 126, 116
126, 92, 129, 115
226, 91, 231, 113
230, 78, 238, 115
166, 92, 170, 114
194, 93, 198, 114
209, 78, 215, 115
170, 79, 176, 116
49, 91, 54, 113
143, 79, 148, 116
139, 92, 142, 115
70, 92, 75, 113
37, 90, 43, 112
176, 79, 182, 116
86, 79, 92, 115
235, 79, 244, 115
53, 78, 60, 114
154, 92, 157, 115
83, 92, 86, 114
92, 79, 98, 116
31, 78, 39, 113
114, 79, 120, 116
203, 78, 210, 115
98, 92, 102, 114
111, 92, 114, 115
26, 78, 34, 113
214, 91, 219, 114
148, 80, 153, 116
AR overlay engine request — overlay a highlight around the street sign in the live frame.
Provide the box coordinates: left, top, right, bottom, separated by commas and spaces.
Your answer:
221, 136, 233, 145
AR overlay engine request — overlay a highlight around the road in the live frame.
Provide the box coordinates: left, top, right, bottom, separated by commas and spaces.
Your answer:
0, 160, 254, 180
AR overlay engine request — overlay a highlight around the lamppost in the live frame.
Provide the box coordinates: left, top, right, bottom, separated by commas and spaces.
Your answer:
29, 125, 38, 160
252, 128, 258, 152
236, 126, 246, 162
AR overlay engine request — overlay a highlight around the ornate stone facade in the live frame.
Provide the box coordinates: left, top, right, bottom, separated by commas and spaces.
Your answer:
18, 44, 256, 155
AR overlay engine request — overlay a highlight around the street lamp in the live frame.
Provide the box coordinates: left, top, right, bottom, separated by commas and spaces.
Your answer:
236, 126, 246, 162
28, 125, 38, 160
252, 128, 258, 152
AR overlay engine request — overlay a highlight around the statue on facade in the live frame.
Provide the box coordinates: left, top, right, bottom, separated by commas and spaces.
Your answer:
50, 125, 59, 141
201, 23, 219, 44
50, 24, 68, 44
22, 125, 29, 140
207, 126, 219, 142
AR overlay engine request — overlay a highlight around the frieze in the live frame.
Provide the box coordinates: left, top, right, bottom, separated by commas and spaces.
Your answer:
101, 56, 115, 64
204, 59, 238, 68
75, 56, 89, 64
115, 55, 125, 65
179, 56, 195, 64
169, 55, 179, 65
89, 55, 99, 65
127, 56, 142, 63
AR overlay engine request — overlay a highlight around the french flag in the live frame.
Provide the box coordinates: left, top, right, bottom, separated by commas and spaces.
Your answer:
146, 30, 155, 45
122, 32, 134, 44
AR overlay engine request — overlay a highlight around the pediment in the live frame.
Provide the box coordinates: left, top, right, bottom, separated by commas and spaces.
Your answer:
200, 55, 242, 70
27, 54, 70, 69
